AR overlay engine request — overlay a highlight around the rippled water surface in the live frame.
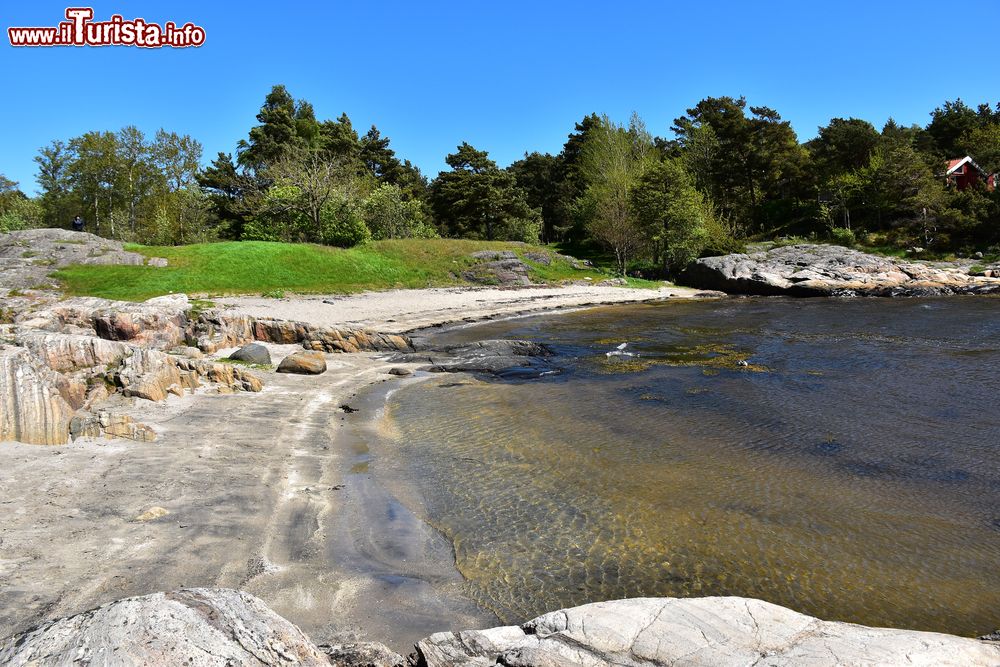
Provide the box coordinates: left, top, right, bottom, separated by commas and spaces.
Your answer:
379, 297, 1000, 634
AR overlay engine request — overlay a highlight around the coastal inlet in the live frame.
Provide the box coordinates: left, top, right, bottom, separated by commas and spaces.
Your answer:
377, 296, 1000, 636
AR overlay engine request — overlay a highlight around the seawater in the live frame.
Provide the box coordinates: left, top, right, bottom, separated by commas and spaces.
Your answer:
377, 297, 1000, 635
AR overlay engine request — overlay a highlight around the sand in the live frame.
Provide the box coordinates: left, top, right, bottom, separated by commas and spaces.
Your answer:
216, 283, 708, 333
0, 284, 716, 651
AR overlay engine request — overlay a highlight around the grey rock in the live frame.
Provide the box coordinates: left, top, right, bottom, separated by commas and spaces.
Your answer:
0, 588, 330, 666
398, 339, 556, 379
387, 367, 413, 376
229, 342, 272, 366
277, 350, 328, 375
522, 252, 552, 266
0, 229, 149, 292
683, 244, 1000, 297
470, 250, 518, 261
146, 256, 168, 267
414, 597, 1000, 667
320, 641, 404, 667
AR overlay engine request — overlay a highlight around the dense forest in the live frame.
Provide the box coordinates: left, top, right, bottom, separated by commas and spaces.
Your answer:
2, 85, 999, 275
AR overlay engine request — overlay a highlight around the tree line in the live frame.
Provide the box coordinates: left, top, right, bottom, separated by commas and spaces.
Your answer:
2, 85, 999, 275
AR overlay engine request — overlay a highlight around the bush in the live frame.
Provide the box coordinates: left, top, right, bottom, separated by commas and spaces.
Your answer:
319, 196, 371, 248
0, 196, 43, 233
828, 227, 857, 247
496, 216, 541, 244
363, 184, 438, 240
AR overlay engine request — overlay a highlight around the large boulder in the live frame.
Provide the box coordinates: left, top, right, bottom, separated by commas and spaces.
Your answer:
277, 350, 328, 375
682, 244, 1000, 297
0, 588, 329, 666
0, 346, 76, 445
414, 597, 1000, 667
229, 342, 272, 366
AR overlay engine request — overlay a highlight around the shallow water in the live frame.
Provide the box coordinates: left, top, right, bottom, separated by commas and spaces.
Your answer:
379, 297, 1000, 635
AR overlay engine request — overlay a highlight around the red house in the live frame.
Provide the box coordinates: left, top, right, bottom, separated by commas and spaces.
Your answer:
945, 156, 996, 191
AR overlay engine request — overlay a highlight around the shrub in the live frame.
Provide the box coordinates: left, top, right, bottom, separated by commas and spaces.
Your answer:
496, 216, 541, 244
319, 196, 371, 248
828, 227, 857, 247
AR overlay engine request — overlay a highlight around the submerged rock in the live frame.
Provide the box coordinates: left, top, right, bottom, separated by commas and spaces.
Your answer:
414, 597, 1000, 666
399, 339, 557, 379
683, 244, 1000, 297
0, 588, 330, 666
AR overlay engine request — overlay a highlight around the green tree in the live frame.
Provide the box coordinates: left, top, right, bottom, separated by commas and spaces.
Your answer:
429, 142, 540, 242
237, 85, 321, 171
34, 140, 76, 227
809, 118, 880, 178
362, 183, 436, 239
507, 152, 562, 242
197, 152, 253, 239
672, 96, 810, 234
0, 175, 43, 232
68, 131, 120, 236
631, 158, 712, 274
577, 113, 659, 275
927, 99, 982, 158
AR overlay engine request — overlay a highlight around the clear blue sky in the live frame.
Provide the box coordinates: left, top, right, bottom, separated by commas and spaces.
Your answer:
2, 1, 998, 194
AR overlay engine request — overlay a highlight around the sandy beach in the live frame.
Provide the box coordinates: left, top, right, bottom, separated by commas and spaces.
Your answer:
216, 283, 709, 333
0, 284, 717, 652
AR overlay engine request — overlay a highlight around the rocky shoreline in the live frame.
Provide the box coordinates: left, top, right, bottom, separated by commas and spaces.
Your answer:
682, 243, 1000, 297
4, 230, 1000, 665
3, 588, 998, 666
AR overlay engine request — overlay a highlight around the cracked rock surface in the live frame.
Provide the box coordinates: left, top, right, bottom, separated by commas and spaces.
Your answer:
683, 244, 1000, 297
0, 588, 330, 666
413, 597, 1000, 667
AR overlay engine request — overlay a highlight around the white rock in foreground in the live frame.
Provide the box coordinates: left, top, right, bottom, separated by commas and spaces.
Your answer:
415, 597, 1000, 667
0, 588, 330, 666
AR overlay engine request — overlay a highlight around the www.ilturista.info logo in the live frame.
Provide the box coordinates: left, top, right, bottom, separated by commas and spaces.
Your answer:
8, 8, 205, 48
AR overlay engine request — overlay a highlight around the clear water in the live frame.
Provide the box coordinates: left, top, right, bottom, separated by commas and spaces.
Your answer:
379, 297, 1000, 635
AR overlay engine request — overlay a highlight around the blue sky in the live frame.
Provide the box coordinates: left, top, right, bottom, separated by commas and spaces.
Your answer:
2, 1, 998, 193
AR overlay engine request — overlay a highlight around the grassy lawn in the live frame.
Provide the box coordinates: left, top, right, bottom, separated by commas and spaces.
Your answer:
52, 239, 622, 301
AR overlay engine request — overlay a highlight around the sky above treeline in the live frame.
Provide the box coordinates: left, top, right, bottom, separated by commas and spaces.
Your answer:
2, 1, 999, 193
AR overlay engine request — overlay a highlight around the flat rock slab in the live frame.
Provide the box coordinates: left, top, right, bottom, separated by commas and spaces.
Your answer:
683, 244, 1000, 297
0, 228, 159, 292
415, 597, 1000, 667
0, 588, 330, 666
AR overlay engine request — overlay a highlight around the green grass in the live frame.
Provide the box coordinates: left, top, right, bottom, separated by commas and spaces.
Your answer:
52, 239, 617, 301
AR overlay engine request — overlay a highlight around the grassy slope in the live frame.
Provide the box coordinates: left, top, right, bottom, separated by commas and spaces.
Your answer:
52, 239, 626, 301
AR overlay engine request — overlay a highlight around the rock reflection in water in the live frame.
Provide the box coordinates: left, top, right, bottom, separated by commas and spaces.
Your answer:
380, 297, 1000, 635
